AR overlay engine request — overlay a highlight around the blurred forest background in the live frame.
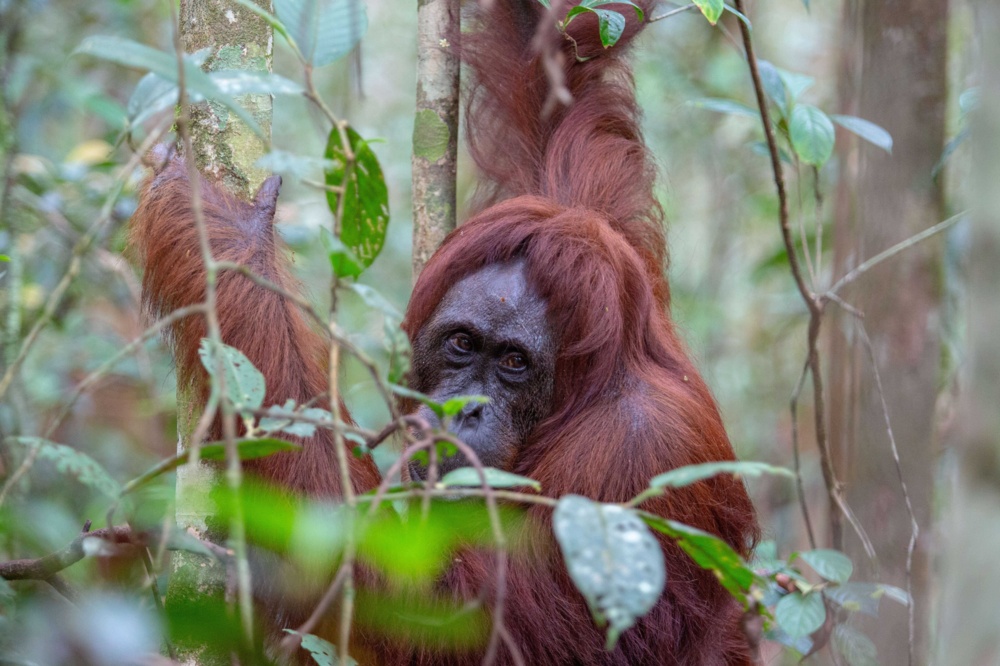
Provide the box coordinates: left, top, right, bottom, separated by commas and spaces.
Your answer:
1, 0, 997, 664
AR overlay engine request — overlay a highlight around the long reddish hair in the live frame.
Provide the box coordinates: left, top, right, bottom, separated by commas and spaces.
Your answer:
400, 1, 759, 663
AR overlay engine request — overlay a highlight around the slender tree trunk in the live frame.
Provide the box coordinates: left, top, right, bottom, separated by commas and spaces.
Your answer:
411, 0, 460, 281
937, 3, 1000, 662
168, 2, 272, 663
828, 1, 949, 664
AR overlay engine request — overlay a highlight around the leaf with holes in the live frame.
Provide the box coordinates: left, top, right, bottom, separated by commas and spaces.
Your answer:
274, 0, 367, 67
325, 126, 390, 274
283, 630, 356, 666
7, 437, 120, 498
650, 461, 795, 489
789, 104, 836, 167
198, 339, 266, 411
775, 591, 826, 638
439, 467, 541, 491
554, 496, 666, 649
794, 549, 853, 584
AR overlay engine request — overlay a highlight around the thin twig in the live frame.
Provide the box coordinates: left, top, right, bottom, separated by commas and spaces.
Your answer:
855, 319, 919, 666
826, 211, 965, 297
733, 0, 846, 549
789, 359, 818, 550
649, 3, 697, 22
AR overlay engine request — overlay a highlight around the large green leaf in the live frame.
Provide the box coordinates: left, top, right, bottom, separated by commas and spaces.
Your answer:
553, 496, 665, 649
641, 514, 755, 597
6, 437, 120, 498
789, 104, 836, 166
649, 461, 795, 489
74, 36, 264, 137
324, 126, 390, 274
439, 467, 541, 492
274, 0, 368, 67
775, 591, 826, 638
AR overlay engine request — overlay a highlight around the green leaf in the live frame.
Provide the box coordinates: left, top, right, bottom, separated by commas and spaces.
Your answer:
323, 229, 364, 279
324, 125, 390, 273
198, 339, 266, 411
122, 438, 300, 494
758, 61, 788, 118
0, 255, 9, 262
932, 126, 969, 179
831, 114, 893, 154
345, 282, 402, 320
258, 399, 334, 438
777, 68, 815, 102
824, 582, 909, 616
795, 549, 853, 584
74, 36, 264, 137
283, 630, 356, 666
389, 384, 444, 418
693, 0, 725, 25
554, 496, 666, 649
562, 1, 644, 49
440, 395, 489, 417
274, 0, 368, 67
690, 97, 759, 118
439, 467, 541, 492
722, 4, 752, 28
789, 104, 835, 166
832, 624, 878, 666
650, 461, 795, 490
641, 515, 755, 597
6, 437, 120, 498
775, 591, 826, 638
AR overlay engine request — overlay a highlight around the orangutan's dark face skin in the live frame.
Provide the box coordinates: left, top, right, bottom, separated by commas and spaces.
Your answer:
409, 261, 556, 477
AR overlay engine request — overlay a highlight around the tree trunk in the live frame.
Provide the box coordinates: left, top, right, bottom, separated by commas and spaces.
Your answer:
168, 2, 272, 663
828, 0, 948, 663
936, 3, 1000, 662
411, 0, 460, 281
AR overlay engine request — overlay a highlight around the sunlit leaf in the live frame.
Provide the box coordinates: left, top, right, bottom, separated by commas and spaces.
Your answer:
693, 0, 724, 25
389, 384, 444, 418
554, 496, 665, 649
650, 461, 795, 489
641, 514, 755, 597
789, 104, 835, 166
775, 591, 826, 638
440, 395, 488, 417
274, 0, 368, 67
325, 125, 390, 273
439, 467, 541, 492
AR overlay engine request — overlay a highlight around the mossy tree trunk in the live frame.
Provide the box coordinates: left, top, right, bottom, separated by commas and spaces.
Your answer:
411, 0, 459, 281
168, 2, 272, 664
